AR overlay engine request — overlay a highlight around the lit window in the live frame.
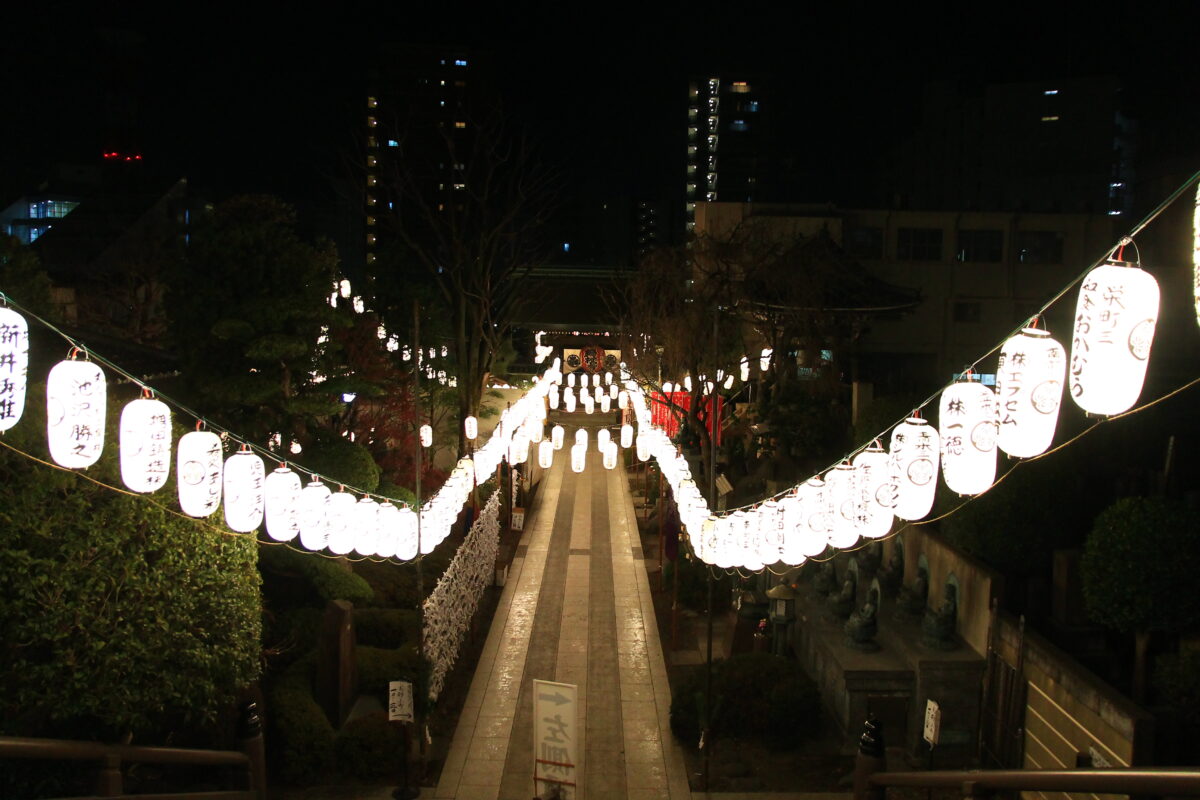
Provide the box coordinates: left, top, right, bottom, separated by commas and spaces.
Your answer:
1108, 210, 1122, 216
367, 156, 377, 166
437, 203, 445, 211
707, 135, 718, 149
388, 139, 399, 147
747, 100, 759, 112
366, 234, 376, 244
440, 80, 446, 86
708, 78, 719, 93
367, 216, 376, 226
367, 195, 376, 206
454, 121, 466, 128
1044, 89, 1059, 95
562, 242, 570, 252
454, 59, 467, 66
367, 175, 377, 186
367, 116, 377, 127
367, 136, 377, 148
368, 96, 377, 107
706, 191, 717, 201
452, 183, 466, 190
1041, 115, 1060, 122
730, 81, 750, 93
730, 119, 748, 132
688, 126, 698, 139
367, 253, 376, 263
439, 100, 445, 106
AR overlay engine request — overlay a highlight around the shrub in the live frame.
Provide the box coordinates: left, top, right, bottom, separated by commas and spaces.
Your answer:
356, 645, 427, 712
266, 654, 335, 785
670, 653, 820, 749
334, 711, 405, 779
354, 608, 420, 648
258, 544, 374, 606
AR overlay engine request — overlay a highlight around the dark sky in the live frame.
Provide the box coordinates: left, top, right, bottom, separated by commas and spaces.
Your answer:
2, 4, 1196, 230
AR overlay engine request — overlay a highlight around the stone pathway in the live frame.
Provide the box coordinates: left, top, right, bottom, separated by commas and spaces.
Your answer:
434, 435, 691, 800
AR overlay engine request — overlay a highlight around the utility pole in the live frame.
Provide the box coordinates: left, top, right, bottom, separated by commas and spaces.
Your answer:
703, 303, 718, 790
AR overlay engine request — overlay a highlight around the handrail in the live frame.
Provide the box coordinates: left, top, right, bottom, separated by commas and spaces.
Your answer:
0, 736, 251, 767
867, 767, 1200, 796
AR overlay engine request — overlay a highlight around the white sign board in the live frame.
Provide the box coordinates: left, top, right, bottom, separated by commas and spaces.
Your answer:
512, 507, 526, 531
533, 679, 578, 799
923, 699, 941, 746
388, 680, 414, 723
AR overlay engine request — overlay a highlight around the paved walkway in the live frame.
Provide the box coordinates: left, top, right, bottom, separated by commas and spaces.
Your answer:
435, 435, 692, 800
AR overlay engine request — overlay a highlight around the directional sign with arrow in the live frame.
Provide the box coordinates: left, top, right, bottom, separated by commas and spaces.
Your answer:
533, 679, 578, 799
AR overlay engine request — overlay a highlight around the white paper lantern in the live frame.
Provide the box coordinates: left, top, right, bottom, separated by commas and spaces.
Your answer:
177, 430, 224, 518
592, 373, 601, 387
997, 328, 1066, 458
549, 388, 559, 410
565, 391, 577, 413
851, 443, 893, 539
618, 390, 628, 410
797, 477, 832, 556
552, 424, 565, 450
756, 499, 785, 565
620, 423, 634, 449
603, 442, 618, 470
662, 381, 674, 393
939, 382, 998, 496
571, 443, 586, 473
575, 428, 588, 446
538, 439, 554, 469
583, 396, 594, 414
1069, 262, 1159, 415
0, 307, 29, 432
889, 417, 939, 521
600, 395, 611, 413
298, 480, 332, 550
224, 449, 266, 533
740, 359, 750, 382
119, 397, 172, 493
567, 372, 576, 387
778, 492, 808, 565
824, 463, 860, 549
760, 348, 772, 371
723, 374, 735, 390
420, 424, 433, 447
353, 497, 380, 555
395, 506, 418, 560
264, 466, 302, 541
608, 383, 618, 399
684, 375, 693, 392
635, 434, 650, 462
464, 415, 478, 441
593, 385, 603, 401
46, 359, 106, 469
326, 491, 359, 554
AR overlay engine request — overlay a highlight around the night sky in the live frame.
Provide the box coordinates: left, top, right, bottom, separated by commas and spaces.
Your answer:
2, 4, 1197, 238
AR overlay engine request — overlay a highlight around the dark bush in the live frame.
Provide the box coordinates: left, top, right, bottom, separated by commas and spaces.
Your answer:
258, 544, 374, 606
354, 608, 420, 648
355, 645, 427, 713
264, 607, 324, 669
670, 653, 820, 749
334, 711, 405, 779
266, 654, 335, 785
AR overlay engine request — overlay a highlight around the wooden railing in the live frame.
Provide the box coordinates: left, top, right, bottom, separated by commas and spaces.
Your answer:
861, 767, 1200, 799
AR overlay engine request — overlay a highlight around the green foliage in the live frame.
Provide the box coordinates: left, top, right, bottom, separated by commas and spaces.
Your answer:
258, 545, 374, 606
1152, 649, 1200, 713
375, 481, 417, 506
0, 235, 54, 318
1081, 497, 1200, 635
334, 712, 405, 779
0, 390, 261, 740
765, 381, 849, 463
665, 555, 732, 614
354, 608, 420, 648
670, 653, 820, 748
301, 435, 382, 492
266, 654, 334, 785
355, 645, 427, 713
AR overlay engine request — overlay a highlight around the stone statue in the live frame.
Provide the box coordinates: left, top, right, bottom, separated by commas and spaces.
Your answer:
878, 548, 904, 599
812, 561, 837, 596
922, 583, 959, 650
844, 592, 880, 651
894, 567, 928, 620
856, 541, 882, 578
830, 568, 857, 620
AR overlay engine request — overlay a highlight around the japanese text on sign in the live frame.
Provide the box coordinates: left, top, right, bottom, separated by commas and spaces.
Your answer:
533, 679, 578, 799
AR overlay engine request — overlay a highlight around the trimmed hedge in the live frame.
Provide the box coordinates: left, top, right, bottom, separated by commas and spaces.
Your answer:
334, 711, 405, 779
670, 652, 820, 749
354, 608, 420, 648
258, 544, 374, 606
266, 654, 335, 785
356, 645, 427, 713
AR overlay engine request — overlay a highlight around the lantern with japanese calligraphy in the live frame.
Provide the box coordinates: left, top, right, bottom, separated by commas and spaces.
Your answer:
47, 358, 106, 468
600, 395, 611, 413
602, 441, 618, 470
325, 491, 358, 554
548, 387, 559, 410
0, 307, 29, 432
567, 371, 576, 387
571, 443, 586, 473
395, 505, 418, 560
889, 417, 939, 521
1069, 261, 1159, 416
997, 328, 1065, 458
635, 434, 650, 462
298, 479, 332, 550
551, 424, 565, 450
618, 390, 628, 410
464, 415, 478, 441
375, 501, 401, 558
353, 497, 380, 555
797, 476, 832, 554
620, 423, 634, 449
824, 463, 861, 548
264, 466, 302, 542
538, 439, 554, 469
177, 430, 224, 518
119, 396, 172, 493
851, 443, 893, 539
420, 424, 433, 447
564, 391, 577, 413
223, 448, 266, 533
575, 428, 588, 446
939, 381, 998, 495
756, 499, 786, 565
583, 395, 594, 414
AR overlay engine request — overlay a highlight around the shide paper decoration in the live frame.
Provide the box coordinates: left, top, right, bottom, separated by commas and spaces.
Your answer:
997, 328, 1065, 458
223, 448, 265, 533
939, 381, 998, 496
119, 395, 172, 493
178, 430, 223, 518
47, 357, 106, 469
0, 306, 29, 432
1069, 261, 1159, 416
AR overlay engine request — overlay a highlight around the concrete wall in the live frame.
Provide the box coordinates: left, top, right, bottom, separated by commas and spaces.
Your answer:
992, 614, 1154, 800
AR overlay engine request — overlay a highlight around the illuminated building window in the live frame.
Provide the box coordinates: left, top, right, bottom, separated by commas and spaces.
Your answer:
367, 216, 376, 226
437, 203, 445, 211
1044, 89, 1059, 95
454, 121, 466, 129
729, 119, 748, 132
367, 136, 377, 148
706, 191, 717, 201
28, 200, 78, 219
366, 253, 376, 264
747, 100, 759, 112
388, 139, 399, 147
367, 96, 377, 107
708, 78, 719, 93
366, 234, 376, 244
367, 195, 377, 206
367, 175, 377, 186
367, 116, 377, 127
367, 156, 377, 167
454, 58, 467, 66
730, 81, 751, 93
1041, 115, 1060, 122
453, 183, 466, 190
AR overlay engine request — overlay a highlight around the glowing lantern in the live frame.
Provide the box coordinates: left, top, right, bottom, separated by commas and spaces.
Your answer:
538, 439, 554, 468
740, 359, 750, 382
778, 491, 809, 565
223, 448, 266, 533
395, 506, 418, 560
756, 499, 785, 565
603, 442, 617, 470
600, 395, 611, 413
353, 497, 380, 555
618, 390, 629, 410
620, 423, 634, 449
593, 385, 603, 401
1069, 262, 1159, 415
325, 491, 359, 554
723, 374, 734, 390
997, 328, 1065, 458
264, 466, 302, 541
552, 424, 565, 450
565, 392, 577, 413
464, 415, 478, 441
851, 443, 893, 539
571, 443, 586, 473
567, 372, 576, 387
0, 307, 29, 431
298, 480, 331, 550
549, 388, 560, 410
662, 381, 674, 393
939, 381, 998, 495
797, 477, 832, 556
420, 424, 433, 447
609, 383, 618, 399
597, 428, 611, 450
592, 373, 601, 387
46, 359, 106, 468
824, 463, 860, 548
760, 348, 772, 371
119, 396, 172, 493
636, 434, 650, 462
889, 417, 939, 521
177, 430, 224, 518
583, 396, 594, 414
684, 375, 693, 392
575, 428, 588, 446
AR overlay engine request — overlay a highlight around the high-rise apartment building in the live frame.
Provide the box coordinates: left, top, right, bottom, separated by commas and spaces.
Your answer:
684, 75, 769, 234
